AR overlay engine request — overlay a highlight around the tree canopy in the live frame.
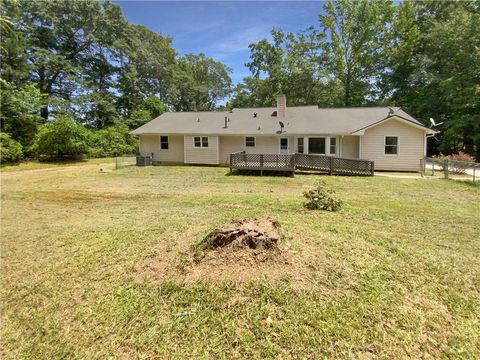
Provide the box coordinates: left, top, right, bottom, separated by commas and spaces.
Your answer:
229, 0, 480, 158
0, 0, 478, 161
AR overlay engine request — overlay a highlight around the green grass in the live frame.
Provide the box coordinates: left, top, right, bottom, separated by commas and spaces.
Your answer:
1, 160, 479, 359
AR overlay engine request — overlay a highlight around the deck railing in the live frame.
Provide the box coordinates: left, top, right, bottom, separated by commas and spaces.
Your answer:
295, 153, 374, 176
230, 151, 295, 172
230, 151, 374, 176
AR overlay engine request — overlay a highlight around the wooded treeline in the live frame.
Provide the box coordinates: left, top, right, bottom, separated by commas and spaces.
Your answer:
0, 0, 232, 160
229, 0, 480, 159
0, 0, 479, 162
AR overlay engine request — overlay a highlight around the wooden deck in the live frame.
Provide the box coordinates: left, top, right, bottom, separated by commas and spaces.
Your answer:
230, 151, 374, 176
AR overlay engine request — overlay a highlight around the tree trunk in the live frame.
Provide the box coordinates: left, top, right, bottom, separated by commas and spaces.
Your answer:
40, 106, 49, 120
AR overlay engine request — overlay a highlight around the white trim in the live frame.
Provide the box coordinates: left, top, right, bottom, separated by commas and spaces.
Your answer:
279, 137, 289, 154
359, 136, 362, 159
244, 136, 256, 148
384, 135, 399, 156
307, 136, 327, 155
193, 136, 209, 148
351, 116, 435, 135
159, 135, 169, 151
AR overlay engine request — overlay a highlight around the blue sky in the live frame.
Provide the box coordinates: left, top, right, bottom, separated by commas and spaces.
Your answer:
114, 1, 326, 85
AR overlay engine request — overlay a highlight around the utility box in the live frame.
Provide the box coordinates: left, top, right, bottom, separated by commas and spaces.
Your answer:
136, 155, 152, 166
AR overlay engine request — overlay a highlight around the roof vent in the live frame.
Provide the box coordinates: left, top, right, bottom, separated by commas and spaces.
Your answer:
257, 126, 261, 131
253, 112, 257, 118
197, 118, 200, 122
227, 117, 231, 122
388, 107, 394, 116
224, 116, 228, 128
271, 110, 277, 117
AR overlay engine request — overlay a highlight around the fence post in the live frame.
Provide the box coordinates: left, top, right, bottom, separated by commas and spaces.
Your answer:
329, 156, 333, 175
371, 161, 375, 176
444, 159, 449, 179
260, 154, 264, 168
420, 158, 424, 177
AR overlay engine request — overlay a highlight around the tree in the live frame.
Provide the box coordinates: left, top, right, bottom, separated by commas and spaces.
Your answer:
229, 29, 343, 108
0, 79, 44, 149
318, 0, 394, 106
5, 0, 127, 120
90, 124, 137, 157
31, 116, 91, 160
384, 0, 480, 158
168, 54, 232, 111
0, 132, 23, 163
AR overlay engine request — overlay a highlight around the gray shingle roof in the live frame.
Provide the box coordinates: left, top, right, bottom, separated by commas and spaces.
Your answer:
131, 106, 427, 136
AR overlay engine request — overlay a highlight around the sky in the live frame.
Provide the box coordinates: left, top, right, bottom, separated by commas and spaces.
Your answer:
114, 1, 326, 85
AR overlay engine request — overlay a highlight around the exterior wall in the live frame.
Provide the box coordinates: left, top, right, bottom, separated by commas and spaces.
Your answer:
219, 136, 295, 165
139, 135, 184, 163
341, 136, 359, 159
219, 136, 244, 165
360, 119, 426, 171
184, 136, 219, 165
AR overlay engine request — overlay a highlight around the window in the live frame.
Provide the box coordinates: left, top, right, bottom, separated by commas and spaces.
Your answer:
160, 136, 169, 150
297, 138, 304, 153
194, 137, 201, 147
308, 137, 326, 154
330, 137, 336, 155
245, 136, 255, 147
194, 136, 209, 148
201, 136, 208, 147
385, 136, 398, 155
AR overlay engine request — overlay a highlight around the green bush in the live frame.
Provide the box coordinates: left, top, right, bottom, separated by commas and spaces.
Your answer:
31, 116, 91, 160
0, 132, 23, 163
303, 180, 343, 211
90, 124, 138, 157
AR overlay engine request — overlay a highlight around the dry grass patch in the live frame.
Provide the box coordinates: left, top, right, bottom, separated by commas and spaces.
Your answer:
1, 160, 479, 359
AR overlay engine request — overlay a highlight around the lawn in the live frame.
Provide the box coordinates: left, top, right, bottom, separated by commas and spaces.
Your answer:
1, 159, 479, 359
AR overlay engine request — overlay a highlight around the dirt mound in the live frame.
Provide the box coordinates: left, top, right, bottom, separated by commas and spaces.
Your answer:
202, 217, 281, 251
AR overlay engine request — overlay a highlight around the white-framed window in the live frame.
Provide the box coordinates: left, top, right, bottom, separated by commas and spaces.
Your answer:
245, 136, 255, 147
385, 136, 398, 155
194, 136, 209, 148
160, 136, 169, 150
297, 137, 304, 153
330, 137, 336, 155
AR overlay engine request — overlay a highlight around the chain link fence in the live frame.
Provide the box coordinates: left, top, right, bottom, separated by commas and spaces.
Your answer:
420, 157, 479, 184
115, 154, 137, 169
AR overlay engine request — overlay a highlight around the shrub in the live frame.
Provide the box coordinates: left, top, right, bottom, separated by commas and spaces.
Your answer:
446, 151, 476, 174
431, 153, 446, 170
0, 132, 23, 163
303, 180, 343, 211
90, 124, 138, 157
31, 116, 91, 160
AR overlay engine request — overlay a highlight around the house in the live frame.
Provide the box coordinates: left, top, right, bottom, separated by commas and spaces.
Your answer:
132, 95, 436, 171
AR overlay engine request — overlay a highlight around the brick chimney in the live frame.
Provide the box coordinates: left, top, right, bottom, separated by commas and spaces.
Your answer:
277, 94, 286, 118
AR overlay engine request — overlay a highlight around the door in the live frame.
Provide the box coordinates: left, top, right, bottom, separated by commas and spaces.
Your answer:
279, 137, 289, 154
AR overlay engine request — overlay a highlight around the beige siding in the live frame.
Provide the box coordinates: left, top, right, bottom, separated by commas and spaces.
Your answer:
139, 135, 184, 163
341, 136, 359, 159
184, 136, 219, 165
361, 119, 425, 171
219, 136, 244, 165
219, 136, 294, 165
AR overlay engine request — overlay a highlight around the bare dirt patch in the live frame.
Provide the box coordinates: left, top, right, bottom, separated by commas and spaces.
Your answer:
134, 218, 323, 286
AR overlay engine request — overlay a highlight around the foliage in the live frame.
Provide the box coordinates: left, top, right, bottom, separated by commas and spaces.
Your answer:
303, 180, 342, 211
31, 116, 91, 160
90, 125, 138, 157
0, 80, 44, 149
0, 132, 23, 163
446, 151, 476, 174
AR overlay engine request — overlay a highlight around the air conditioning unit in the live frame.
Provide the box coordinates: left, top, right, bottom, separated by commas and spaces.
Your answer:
136, 155, 151, 166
